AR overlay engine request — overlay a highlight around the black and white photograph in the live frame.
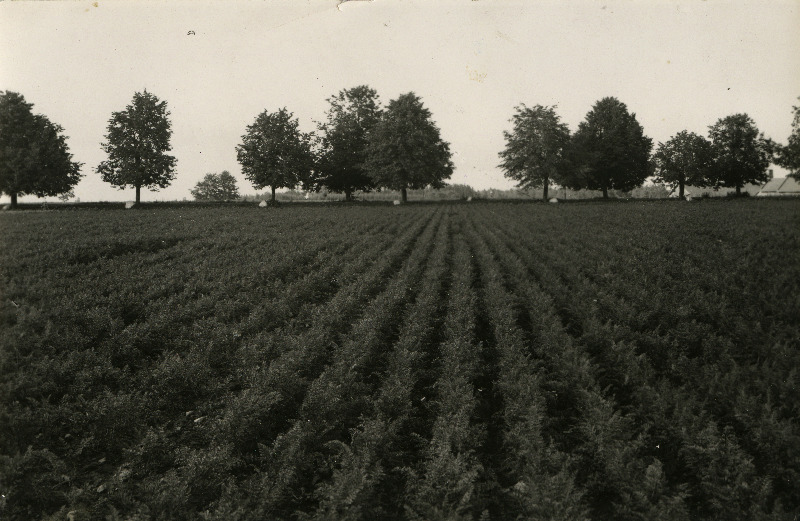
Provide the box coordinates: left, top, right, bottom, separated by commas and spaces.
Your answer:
1, 0, 798, 519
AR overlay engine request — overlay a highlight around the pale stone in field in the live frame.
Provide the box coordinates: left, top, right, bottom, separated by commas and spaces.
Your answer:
259, 200, 268, 207
393, 200, 401, 205
549, 197, 559, 203
125, 201, 135, 209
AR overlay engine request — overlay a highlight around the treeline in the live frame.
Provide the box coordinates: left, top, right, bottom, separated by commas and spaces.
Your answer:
499, 99, 798, 201
0, 88, 453, 208
1, 88, 799, 207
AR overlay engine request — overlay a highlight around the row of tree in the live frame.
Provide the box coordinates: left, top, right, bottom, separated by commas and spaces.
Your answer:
2, 88, 799, 207
1, 88, 454, 207
500, 97, 800, 200
236, 86, 453, 203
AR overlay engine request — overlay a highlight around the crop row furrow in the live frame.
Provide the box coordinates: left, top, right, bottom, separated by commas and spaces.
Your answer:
404, 229, 486, 520
93, 209, 440, 516
484, 210, 800, 515
466, 210, 699, 520
460, 210, 586, 520
211, 209, 446, 517
482, 212, 655, 400
309, 213, 453, 519
469, 209, 777, 520
208, 209, 438, 451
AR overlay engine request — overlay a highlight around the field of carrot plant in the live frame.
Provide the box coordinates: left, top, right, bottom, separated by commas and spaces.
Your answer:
1, 199, 798, 520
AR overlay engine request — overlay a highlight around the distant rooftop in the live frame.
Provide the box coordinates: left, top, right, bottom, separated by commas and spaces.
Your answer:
757, 177, 800, 196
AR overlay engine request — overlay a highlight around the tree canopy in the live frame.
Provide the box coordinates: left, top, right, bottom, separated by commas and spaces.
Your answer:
316, 85, 383, 201
190, 171, 240, 201
707, 113, 772, 195
498, 104, 571, 200
364, 92, 453, 202
567, 97, 653, 198
0, 91, 82, 208
653, 130, 713, 198
96, 90, 177, 203
776, 98, 800, 178
236, 108, 314, 202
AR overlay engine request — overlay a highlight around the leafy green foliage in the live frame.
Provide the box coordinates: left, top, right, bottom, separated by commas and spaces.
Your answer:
653, 131, 713, 197
96, 90, 177, 203
236, 107, 314, 201
775, 98, 800, 178
316, 85, 383, 200
1, 200, 798, 519
567, 97, 653, 197
0, 91, 83, 207
498, 104, 571, 200
364, 93, 453, 202
708, 114, 772, 194
190, 171, 240, 201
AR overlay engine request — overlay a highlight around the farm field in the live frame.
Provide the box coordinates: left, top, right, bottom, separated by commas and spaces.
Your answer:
1, 199, 799, 520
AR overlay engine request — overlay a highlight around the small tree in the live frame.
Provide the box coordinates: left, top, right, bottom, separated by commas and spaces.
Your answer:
776, 97, 800, 178
568, 97, 653, 198
97, 90, 177, 203
653, 131, 713, 198
499, 104, 571, 201
317, 85, 382, 201
236, 108, 314, 202
708, 114, 771, 195
0, 91, 82, 208
190, 171, 240, 201
364, 92, 453, 202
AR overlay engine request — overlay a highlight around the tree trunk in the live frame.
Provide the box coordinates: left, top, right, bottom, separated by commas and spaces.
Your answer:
135, 184, 141, 204
542, 179, 549, 201
271, 186, 276, 202
345, 189, 352, 202
736, 185, 742, 196
679, 181, 685, 198
10, 192, 18, 209
602, 186, 609, 199
401, 187, 407, 203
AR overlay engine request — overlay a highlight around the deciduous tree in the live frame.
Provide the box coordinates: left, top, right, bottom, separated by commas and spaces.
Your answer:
364, 92, 453, 203
653, 131, 713, 198
190, 171, 240, 201
316, 85, 382, 201
236, 108, 314, 202
776, 97, 800, 178
0, 91, 82, 208
707, 114, 771, 195
498, 104, 571, 201
97, 90, 177, 204
568, 97, 653, 198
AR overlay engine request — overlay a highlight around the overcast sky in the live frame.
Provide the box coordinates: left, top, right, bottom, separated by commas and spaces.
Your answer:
1, 0, 798, 202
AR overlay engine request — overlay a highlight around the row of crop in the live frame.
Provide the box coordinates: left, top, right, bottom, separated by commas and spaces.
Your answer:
457, 211, 589, 520
307, 212, 453, 519
466, 208, 690, 520
93, 208, 440, 519
2, 207, 372, 366
0, 207, 440, 519
491, 203, 800, 515
199, 209, 447, 518
1, 206, 402, 443
469, 204, 798, 518
403, 230, 486, 520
